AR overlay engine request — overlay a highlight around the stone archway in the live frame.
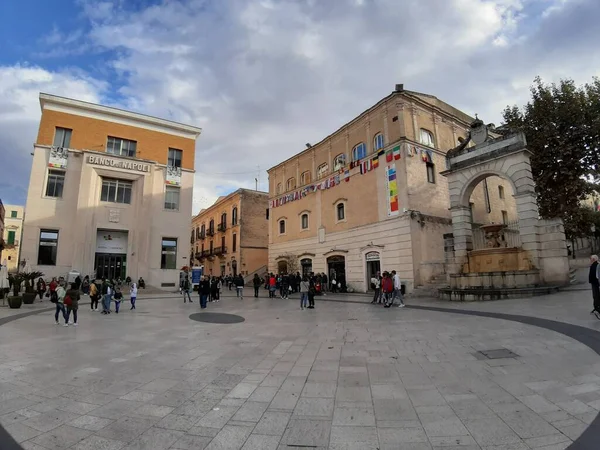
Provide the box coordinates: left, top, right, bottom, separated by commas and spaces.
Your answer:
442, 128, 569, 285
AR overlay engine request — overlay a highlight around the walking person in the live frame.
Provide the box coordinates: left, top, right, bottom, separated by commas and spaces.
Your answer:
199, 276, 210, 309
235, 274, 244, 300
101, 279, 112, 314
64, 283, 80, 326
82, 276, 90, 296
382, 272, 394, 308
36, 277, 46, 301
300, 276, 309, 310
53, 281, 67, 325
182, 277, 193, 303
392, 270, 405, 308
590, 255, 600, 319
370, 271, 381, 304
130, 282, 137, 310
49, 277, 58, 303
268, 274, 276, 298
307, 277, 316, 309
253, 274, 261, 298
210, 277, 218, 302
113, 287, 123, 313
90, 280, 99, 311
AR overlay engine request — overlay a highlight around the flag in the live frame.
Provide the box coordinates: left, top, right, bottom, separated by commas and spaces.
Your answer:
360, 159, 373, 174
393, 145, 401, 160
373, 155, 379, 169
378, 149, 385, 157
344, 170, 350, 182
386, 151, 393, 162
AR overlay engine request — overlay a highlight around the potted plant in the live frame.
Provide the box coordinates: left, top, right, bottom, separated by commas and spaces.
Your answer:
21, 271, 44, 304
7, 273, 26, 309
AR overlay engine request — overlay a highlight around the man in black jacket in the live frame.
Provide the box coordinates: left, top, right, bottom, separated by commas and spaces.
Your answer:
199, 276, 211, 309
590, 255, 600, 319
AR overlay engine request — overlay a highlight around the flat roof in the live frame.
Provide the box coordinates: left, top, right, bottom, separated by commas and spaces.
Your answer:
39, 93, 202, 137
193, 188, 268, 220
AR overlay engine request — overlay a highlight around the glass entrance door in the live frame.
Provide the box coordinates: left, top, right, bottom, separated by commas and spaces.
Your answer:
95, 254, 126, 280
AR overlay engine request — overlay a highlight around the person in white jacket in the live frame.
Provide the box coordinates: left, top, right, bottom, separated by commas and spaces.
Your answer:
391, 270, 405, 307
130, 282, 138, 310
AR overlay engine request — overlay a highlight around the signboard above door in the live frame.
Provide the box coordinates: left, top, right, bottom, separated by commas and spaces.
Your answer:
96, 230, 128, 254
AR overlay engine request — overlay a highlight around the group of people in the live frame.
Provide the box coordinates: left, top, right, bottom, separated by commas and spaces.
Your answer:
180, 274, 246, 307
36, 274, 143, 327
370, 270, 405, 308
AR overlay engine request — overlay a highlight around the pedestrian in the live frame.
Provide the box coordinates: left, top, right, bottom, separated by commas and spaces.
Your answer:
235, 274, 244, 299
391, 270, 405, 307
382, 272, 394, 308
53, 281, 67, 325
253, 274, 261, 298
322, 272, 328, 293
101, 279, 112, 314
126, 276, 132, 286
90, 279, 99, 311
210, 277, 218, 302
590, 255, 600, 319
36, 277, 46, 301
370, 271, 381, 304
307, 277, 316, 309
74, 275, 82, 290
138, 277, 146, 289
64, 282, 80, 326
182, 276, 192, 303
130, 282, 137, 310
300, 276, 309, 310
199, 276, 210, 308
280, 274, 289, 299
113, 286, 123, 313
49, 277, 58, 303
268, 274, 276, 298
81, 275, 90, 295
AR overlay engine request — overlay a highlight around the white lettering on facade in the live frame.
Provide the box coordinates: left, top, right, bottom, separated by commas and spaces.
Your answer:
87, 155, 150, 173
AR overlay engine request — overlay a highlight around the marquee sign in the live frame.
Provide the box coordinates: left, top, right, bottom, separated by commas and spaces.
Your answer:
88, 155, 150, 173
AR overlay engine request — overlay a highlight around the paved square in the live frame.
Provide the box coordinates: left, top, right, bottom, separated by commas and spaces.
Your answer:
0, 288, 598, 449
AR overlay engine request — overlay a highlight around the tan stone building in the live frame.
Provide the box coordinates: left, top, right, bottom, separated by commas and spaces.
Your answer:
2, 205, 25, 272
191, 189, 269, 278
267, 85, 517, 293
21, 93, 201, 288
0, 200, 5, 266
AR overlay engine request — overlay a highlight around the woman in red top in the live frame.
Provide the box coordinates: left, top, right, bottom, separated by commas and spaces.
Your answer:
268, 274, 277, 298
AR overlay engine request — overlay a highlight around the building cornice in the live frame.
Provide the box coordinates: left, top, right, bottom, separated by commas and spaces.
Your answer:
192, 188, 268, 223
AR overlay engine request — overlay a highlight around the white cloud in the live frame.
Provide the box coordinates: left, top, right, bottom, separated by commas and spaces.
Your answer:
3, 0, 600, 213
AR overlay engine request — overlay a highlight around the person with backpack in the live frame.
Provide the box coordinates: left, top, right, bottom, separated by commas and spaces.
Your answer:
235, 274, 245, 299
54, 281, 68, 326
382, 272, 394, 308
113, 286, 124, 313
64, 283, 80, 326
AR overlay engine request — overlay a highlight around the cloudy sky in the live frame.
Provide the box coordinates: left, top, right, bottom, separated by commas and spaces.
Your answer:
1, 0, 599, 213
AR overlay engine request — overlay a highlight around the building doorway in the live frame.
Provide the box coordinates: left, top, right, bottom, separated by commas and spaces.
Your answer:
327, 255, 346, 292
95, 254, 126, 280
301, 258, 312, 276
231, 260, 238, 276
365, 252, 381, 290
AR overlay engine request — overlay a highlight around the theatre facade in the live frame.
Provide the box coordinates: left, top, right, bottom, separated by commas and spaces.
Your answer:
21, 93, 202, 288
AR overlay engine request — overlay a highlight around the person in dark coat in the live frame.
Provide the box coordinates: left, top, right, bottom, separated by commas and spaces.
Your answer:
199, 276, 211, 309
590, 255, 600, 319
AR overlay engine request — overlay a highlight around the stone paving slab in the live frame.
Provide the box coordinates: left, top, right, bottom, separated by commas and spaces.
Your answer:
0, 290, 599, 448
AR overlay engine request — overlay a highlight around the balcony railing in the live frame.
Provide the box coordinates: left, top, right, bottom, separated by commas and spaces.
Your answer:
214, 246, 228, 256
217, 223, 227, 232
207, 228, 215, 236
5, 240, 19, 249
199, 232, 206, 239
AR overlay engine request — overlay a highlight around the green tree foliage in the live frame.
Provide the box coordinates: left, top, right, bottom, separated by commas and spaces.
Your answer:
502, 77, 600, 237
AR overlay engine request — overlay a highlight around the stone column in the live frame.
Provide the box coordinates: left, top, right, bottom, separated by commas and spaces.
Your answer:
449, 205, 473, 273
514, 192, 540, 269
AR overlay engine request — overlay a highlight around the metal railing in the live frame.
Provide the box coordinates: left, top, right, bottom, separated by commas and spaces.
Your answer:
214, 246, 227, 255
217, 223, 227, 232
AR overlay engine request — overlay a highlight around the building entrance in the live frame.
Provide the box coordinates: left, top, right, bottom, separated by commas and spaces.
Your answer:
95, 253, 126, 280
327, 255, 346, 292
365, 252, 381, 291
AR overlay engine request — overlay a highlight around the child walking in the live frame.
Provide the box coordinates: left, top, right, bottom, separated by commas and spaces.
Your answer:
130, 282, 137, 310
113, 287, 123, 313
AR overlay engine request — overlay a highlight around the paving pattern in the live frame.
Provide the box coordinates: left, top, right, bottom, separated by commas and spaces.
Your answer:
0, 289, 599, 449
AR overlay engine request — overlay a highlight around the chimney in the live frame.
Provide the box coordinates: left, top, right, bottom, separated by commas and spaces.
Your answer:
395, 84, 404, 92
305, 143, 312, 149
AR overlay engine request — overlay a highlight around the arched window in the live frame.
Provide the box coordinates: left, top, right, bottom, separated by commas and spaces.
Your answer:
276, 183, 282, 194
232, 206, 238, 225
336, 202, 345, 221
352, 142, 367, 161
287, 177, 296, 191
374, 133, 384, 151
333, 153, 346, 171
279, 219, 286, 234
209, 219, 214, 235
220, 213, 227, 230
201, 224, 206, 237
301, 213, 309, 230
420, 129, 435, 148
317, 163, 328, 178
300, 170, 311, 185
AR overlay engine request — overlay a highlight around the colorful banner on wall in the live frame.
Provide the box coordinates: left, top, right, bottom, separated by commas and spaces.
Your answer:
386, 164, 400, 216
166, 166, 182, 185
48, 147, 69, 169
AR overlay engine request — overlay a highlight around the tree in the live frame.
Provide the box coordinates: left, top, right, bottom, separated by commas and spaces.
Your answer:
502, 77, 600, 238
279, 254, 300, 274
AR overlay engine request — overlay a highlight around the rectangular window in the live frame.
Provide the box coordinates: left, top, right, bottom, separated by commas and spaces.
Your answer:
45, 169, 65, 198
233, 234, 237, 252
160, 238, 177, 269
10, 210, 17, 218
100, 178, 132, 204
7, 230, 16, 245
498, 185, 505, 199
106, 136, 137, 158
221, 236, 226, 249
469, 202, 475, 223
502, 210, 508, 224
38, 229, 59, 266
164, 186, 180, 211
53, 127, 72, 148
483, 179, 491, 213
168, 148, 183, 168
426, 162, 436, 184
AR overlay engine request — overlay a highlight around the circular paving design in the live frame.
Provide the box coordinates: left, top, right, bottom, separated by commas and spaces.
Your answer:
189, 312, 245, 324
